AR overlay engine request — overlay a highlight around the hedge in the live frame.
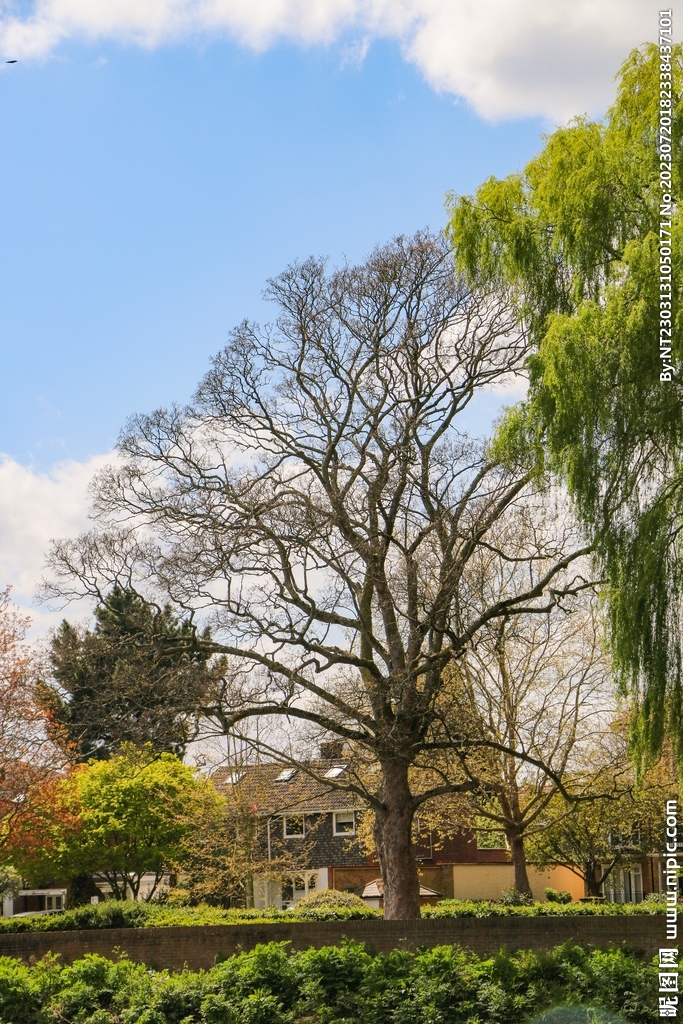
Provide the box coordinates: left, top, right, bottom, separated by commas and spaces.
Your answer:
422, 900, 666, 919
0, 940, 657, 1023
0, 898, 663, 934
0, 897, 379, 934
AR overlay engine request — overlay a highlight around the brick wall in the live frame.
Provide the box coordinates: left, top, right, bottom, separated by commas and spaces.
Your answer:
0, 917, 664, 972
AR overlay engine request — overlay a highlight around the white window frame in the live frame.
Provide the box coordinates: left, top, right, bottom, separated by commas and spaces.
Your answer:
283, 814, 305, 838
333, 810, 356, 836
224, 771, 244, 785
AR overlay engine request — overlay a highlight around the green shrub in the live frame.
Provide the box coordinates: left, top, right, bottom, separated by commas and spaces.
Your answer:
292, 888, 379, 919
0, 894, 662, 934
0, 900, 151, 933
500, 886, 535, 906
546, 888, 574, 904
422, 900, 665, 918
0, 942, 658, 1023
0, 892, 381, 935
154, 887, 192, 907
0, 956, 43, 1024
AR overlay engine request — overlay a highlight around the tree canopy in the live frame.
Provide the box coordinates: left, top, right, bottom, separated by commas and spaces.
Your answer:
526, 753, 673, 897
451, 538, 613, 896
3, 746, 223, 900
39, 585, 220, 761
0, 587, 61, 843
447, 44, 683, 769
44, 232, 594, 918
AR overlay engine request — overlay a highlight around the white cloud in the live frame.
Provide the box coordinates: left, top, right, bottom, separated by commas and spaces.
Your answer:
0, 0, 663, 120
0, 453, 110, 635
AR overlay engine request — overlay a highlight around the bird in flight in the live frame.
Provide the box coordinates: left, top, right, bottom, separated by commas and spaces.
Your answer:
6, 60, 17, 64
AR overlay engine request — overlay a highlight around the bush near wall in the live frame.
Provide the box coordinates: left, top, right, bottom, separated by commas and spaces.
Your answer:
0, 940, 658, 1023
0, 897, 379, 933
0, 897, 664, 934
422, 900, 666, 918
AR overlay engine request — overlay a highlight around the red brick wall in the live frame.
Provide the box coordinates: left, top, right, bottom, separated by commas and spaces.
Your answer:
0, 917, 663, 971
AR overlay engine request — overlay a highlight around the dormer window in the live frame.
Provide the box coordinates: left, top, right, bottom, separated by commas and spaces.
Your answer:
323, 765, 347, 779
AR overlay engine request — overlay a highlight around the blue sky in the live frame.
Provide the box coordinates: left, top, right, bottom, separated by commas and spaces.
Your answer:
0, 38, 546, 468
0, 0, 666, 625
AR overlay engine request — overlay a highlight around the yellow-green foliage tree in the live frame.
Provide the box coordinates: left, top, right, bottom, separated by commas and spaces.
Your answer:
526, 761, 672, 897
4, 746, 224, 900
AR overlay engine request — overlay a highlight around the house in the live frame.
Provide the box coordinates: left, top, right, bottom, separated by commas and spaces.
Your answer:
212, 756, 371, 909
2, 888, 67, 918
211, 756, 595, 905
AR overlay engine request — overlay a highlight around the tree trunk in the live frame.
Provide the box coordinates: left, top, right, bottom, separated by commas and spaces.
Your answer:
373, 760, 421, 920
505, 826, 532, 896
584, 862, 603, 897
245, 872, 254, 909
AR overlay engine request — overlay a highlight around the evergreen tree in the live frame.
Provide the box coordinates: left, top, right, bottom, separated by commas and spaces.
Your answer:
39, 586, 219, 760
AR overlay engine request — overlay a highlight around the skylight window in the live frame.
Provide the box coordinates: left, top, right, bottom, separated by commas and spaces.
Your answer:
323, 765, 347, 778
275, 768, 297, 782
224, 772, 244, 785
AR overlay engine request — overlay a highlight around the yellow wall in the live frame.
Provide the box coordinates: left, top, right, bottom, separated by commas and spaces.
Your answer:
452, 864, 584, 902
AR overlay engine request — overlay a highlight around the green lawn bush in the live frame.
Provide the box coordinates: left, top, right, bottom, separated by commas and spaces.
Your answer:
292, 889, 379, 920
0, 902, 286, 933
0, 941, 658, 1023
545, 889, 574, 905
422, 900, 665, 918
0, 896, 662, 933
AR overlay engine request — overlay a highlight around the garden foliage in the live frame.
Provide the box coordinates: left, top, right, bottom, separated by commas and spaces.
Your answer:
0, 941, 658, 1023
0, 898, 379, 934
0, 898, 663, 934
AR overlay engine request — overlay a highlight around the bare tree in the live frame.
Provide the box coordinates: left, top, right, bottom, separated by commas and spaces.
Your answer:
44, 232, 592, 919
439, 517, 616, 894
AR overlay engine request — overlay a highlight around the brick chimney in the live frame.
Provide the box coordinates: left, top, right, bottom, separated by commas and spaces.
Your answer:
319, 740, 344, 759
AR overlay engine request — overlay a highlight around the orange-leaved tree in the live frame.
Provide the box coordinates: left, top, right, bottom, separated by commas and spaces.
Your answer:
0, 586, 63, 853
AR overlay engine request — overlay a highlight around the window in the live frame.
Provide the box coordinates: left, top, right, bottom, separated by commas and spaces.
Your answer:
224, 772, 244, 785
46, 897, 53, 910
333, 811, 355, 835
281, 879, 293, 905
324, 765, 347, 779
283, 814, 305, 837
275, 768, 297, 782
281, 875, 311, 909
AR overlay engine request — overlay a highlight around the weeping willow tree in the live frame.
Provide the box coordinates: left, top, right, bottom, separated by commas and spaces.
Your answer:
447, 44, 683, 770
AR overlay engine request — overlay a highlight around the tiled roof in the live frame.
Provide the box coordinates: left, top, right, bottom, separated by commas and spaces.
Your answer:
211, 760, 366, 815
355, 878, 441, 899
